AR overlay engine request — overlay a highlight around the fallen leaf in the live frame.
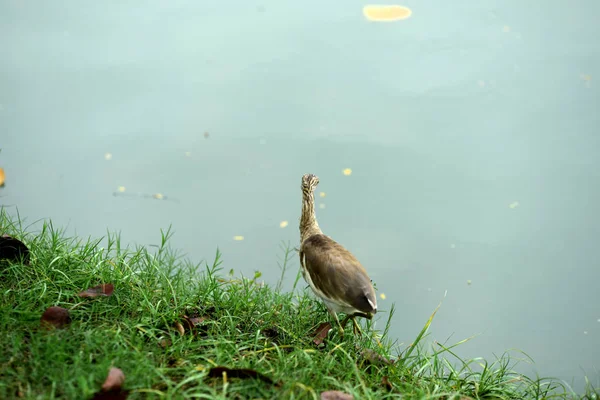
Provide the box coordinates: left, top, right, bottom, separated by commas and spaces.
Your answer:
382, 375, 393, 391
102, 368, 125, 391
180, 315, 208, 335
312, 322, 332, 346
360, 348, 394, 366
158, 338, 172, 348
78, 283, 114, 298
321, 391, 354, 400
207, 366, 275, 385
40, 306, 71, 329
91, 367, 129, 400
174, 322, 185, 336
363, 5, 412, 21
0, 167, 5, 186
0, 235, 30, 264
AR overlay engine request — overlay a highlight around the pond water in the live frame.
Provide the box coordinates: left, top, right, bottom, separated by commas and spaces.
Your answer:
1, 0, 599, 391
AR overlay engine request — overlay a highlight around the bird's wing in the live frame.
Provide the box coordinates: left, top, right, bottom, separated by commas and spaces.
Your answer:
300, 234, 375, 314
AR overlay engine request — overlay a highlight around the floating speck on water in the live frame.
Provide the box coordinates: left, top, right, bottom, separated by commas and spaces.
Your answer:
584, 331, 588, 335
343, 168, 352, 176
153, 193, 164, 200
233, 236, 244, 241
450, 244, 456, 249
203, 131, 210, 139
509, 201, 519, 209
467, 280, 472, 285
319, 204, 326, 209
319, 192, 326, 198
380, 293, 386, 300
597, 318, 600, 323
185, 152, 191, 157
117, 186, 126, 193
279, 220, 289, 228
104, 153, 112, 161
427, 288, 432, 292
363, 5, 412, 21
502, 25, 511, 33
478, 80, 485, 87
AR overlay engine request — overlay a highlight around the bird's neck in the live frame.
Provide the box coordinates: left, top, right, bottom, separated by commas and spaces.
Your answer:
300, 191, 322, 243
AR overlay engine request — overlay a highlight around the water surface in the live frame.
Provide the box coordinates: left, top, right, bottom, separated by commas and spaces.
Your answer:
1, 0, 599, 391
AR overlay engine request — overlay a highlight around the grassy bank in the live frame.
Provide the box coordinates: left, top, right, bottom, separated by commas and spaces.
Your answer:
0, 210, 596, 399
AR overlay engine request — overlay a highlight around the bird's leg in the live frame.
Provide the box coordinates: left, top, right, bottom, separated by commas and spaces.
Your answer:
351, 317, 363, 336
328, 309, 345, 336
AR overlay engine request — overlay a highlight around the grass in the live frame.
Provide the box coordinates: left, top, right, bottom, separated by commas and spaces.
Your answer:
0, 208, 598, 399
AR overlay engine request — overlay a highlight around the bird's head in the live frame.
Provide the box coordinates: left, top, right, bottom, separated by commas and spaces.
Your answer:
301, 173, 319, 195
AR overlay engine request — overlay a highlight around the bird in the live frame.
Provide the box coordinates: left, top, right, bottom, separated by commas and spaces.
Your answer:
298, 173, 377, 336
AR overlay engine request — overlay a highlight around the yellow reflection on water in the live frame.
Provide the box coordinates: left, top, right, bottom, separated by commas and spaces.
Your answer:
363, 5, 412, 21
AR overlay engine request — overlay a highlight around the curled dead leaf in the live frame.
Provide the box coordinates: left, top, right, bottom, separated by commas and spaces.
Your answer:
174, 322, 185, 336
382, 375, 393, 391
207, 366, 276, 386
321, 391, 354, 400
0, 234, 30, 265
91, 367, 129, 400
311, 322, 332, 347
102, 367, 125, 391
78, 283, 114, 298
40, 306, 70, 329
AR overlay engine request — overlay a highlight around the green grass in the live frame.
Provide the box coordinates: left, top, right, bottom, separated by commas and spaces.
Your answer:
0, 208, 597, 399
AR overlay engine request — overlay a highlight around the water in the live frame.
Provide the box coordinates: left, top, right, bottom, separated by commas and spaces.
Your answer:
1, 0, 599, 391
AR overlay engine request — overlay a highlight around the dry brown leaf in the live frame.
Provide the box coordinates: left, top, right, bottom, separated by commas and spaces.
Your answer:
183, 315, 206, 329
40, 306, 71, 329
311, 322, 332, 347
102, 368, 125, 391
91, 367, 129, 399
0, 235, 30, 265
174, 322, 185, 336
78, 283, 114, 298
321, 391, 354, 400
382, 375, 393, 391
0, 167, 5, 186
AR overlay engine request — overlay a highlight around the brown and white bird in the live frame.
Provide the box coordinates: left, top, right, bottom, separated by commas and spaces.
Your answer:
298, 173, 377, 336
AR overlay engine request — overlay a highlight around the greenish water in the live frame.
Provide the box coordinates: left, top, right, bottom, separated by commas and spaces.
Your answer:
1, 0, 599, 391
